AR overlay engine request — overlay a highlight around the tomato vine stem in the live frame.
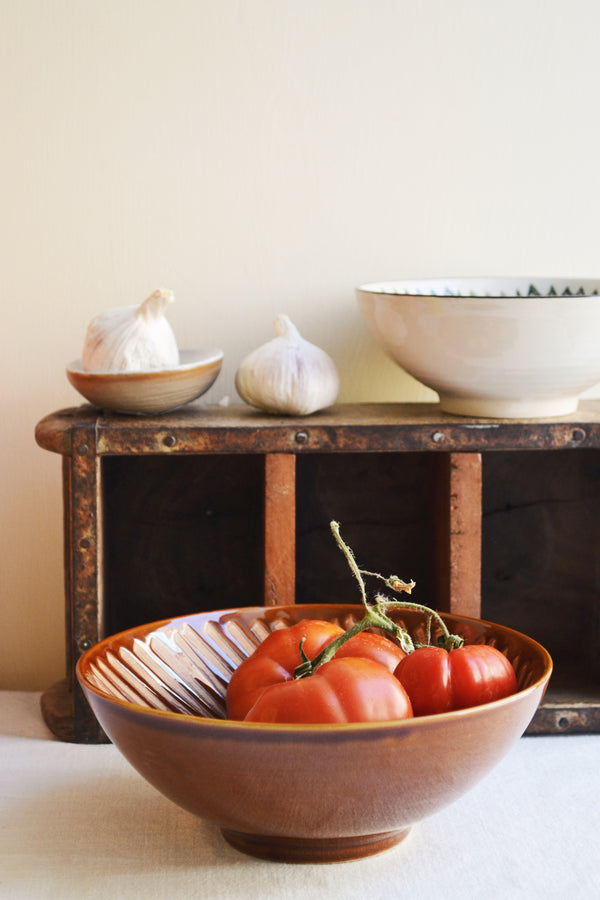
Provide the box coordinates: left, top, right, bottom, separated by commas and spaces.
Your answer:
293, 521, 463, 680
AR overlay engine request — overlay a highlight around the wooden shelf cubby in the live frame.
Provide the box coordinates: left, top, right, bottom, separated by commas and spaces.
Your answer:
36, 401, 600, 742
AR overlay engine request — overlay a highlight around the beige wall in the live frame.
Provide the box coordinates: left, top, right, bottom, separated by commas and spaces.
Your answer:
2, 0, 600, 690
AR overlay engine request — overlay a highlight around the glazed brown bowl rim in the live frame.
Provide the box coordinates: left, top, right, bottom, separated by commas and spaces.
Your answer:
76, 603, 553, 733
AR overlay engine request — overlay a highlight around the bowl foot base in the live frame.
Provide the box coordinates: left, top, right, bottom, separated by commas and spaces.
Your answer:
439, 394, 579, 419
221, 826, 411, 863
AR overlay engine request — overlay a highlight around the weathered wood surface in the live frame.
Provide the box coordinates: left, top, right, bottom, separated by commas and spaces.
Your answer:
64, 424, 106, 743
433, 453, 482, 618
264, 454, 296, 606
36, 400, 600, 456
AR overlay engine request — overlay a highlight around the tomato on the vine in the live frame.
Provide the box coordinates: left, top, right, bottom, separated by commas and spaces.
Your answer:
226, 619, 411, 724
331, 629, 408, 671
243, 655, 413, 724
394, 644, 517, 716
225, 521, 522, 725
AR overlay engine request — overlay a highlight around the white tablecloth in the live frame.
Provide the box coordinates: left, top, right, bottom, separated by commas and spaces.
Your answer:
1, 691, 599, 899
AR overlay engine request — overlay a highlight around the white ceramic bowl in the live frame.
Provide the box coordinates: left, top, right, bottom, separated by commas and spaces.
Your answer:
66, 348, 223, 415
357, 278, 600, 418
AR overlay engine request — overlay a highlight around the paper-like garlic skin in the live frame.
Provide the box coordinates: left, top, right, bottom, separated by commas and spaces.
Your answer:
81, 289, 180, 373
235, 314, 340, 416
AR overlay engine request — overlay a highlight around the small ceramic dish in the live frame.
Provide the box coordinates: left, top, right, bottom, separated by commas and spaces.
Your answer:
66, 348, 224, 415
77, 603, 552, 863
357, 278, 600, 418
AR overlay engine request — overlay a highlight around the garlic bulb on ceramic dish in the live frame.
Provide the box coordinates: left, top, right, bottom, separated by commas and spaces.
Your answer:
81, 289, 180, 373
235, 314, 340, 416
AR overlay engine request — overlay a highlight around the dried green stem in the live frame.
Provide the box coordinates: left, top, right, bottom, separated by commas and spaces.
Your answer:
293, 521, 463, 679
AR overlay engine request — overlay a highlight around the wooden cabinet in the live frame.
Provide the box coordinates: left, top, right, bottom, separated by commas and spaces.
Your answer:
36, 402, 600, 742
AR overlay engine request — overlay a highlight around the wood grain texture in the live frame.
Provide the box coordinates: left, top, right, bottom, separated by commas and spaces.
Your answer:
264, 454, 296, 606
433, 453, 482, 617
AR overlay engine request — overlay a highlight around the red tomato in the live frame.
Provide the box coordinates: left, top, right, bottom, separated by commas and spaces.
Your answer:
332, 630, 407, 672
226, 620, 342, 721
226, 619, 409, 723
244, 656, 413, 724
394, 644, 518, 716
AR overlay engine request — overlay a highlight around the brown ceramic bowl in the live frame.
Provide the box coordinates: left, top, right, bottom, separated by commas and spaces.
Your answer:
76, 604, 552, 863
66, 348, 223, 415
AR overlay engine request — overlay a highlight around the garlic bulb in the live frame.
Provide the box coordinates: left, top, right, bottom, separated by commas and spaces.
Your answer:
235, 314, 340, 416
81, 289, 180, 373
